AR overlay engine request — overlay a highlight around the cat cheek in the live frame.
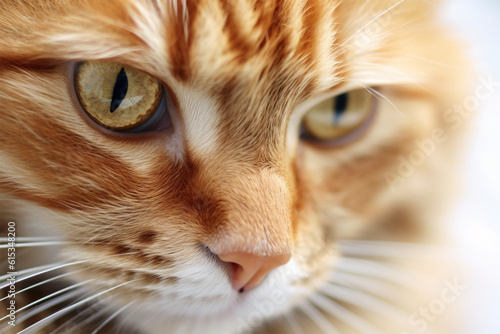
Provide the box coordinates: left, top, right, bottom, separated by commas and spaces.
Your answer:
443, 109, 463, 130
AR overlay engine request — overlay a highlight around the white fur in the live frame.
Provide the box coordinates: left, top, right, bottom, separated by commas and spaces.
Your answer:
176, 86, 221, 159
117, 258, 310, 334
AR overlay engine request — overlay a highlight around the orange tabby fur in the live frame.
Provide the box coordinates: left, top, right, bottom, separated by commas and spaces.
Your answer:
0, 0, 470, 333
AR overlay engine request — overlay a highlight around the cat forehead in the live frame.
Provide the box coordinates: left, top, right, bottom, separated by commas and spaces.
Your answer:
2, 0, 431, 92
164, 0, 341, 85
76, 0, 348, 98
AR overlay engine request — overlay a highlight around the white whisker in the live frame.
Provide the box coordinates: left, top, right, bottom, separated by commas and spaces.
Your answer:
50, 296, 113, 334
365, 85, 403, 115
0, 237, 61, 243
283, 311, 305, 334
334, 258, 422, 287
341, 239, 450, 251
331, 272, 400, 301
0, 271, 76, 302
91, 302, 132, 334
355, 61, 435, 94
16, 280, 133, 334
320, 283, 407, 326
407, 54, 461, 69
298, 300, 340, 334
310, 293, 383, 334
0, 261, 86, 289
0, 263, 61, 282
0, 241, 70, 249
0, 289, 84, 334
0, 279, 93, 322
348, 15, 427, 53
343, 0, 408, 46
339, 241, 453, 260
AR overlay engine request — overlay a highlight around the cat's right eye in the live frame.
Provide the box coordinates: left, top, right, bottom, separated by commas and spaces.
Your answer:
74, 61, 166, 132
300, 88, 375, 146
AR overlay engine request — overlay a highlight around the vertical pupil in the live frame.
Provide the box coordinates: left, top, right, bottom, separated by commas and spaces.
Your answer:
333, 93, 348, 125
110, 67, 128, 113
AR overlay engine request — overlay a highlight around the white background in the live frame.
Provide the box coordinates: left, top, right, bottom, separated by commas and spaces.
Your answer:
443, 0, 500, 332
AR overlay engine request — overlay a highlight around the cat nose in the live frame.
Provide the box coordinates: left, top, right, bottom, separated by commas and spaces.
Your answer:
218, 251, 291, 292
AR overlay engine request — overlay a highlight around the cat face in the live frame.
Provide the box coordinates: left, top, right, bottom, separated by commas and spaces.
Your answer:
0, 0, 467, 332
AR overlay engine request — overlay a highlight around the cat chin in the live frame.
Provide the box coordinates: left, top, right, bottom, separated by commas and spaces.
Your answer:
115, 259, 312, 334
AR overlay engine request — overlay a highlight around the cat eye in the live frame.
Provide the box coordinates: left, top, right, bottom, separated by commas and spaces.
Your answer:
300, 89, 375, 145
74, 61, 166, 132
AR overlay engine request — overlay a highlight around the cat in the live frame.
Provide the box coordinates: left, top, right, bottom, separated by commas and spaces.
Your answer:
0, 0, 471, 333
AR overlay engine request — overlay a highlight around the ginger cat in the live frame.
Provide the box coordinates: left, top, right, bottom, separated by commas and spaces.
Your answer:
0, 0, 470, 333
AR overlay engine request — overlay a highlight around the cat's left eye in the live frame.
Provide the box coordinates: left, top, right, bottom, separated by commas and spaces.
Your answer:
300, 89, 375, 145
74, 61, 167, 132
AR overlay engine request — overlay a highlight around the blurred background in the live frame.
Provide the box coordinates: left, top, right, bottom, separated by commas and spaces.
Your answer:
443, 0, 500, 332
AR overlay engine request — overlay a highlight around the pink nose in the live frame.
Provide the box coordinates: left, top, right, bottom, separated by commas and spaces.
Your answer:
218, 251, 291, 292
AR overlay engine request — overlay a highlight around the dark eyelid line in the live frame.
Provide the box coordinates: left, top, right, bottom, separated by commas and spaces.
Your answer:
125, 86, 168, 133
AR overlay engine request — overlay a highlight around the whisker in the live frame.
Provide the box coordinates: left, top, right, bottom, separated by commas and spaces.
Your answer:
343, 0, 408, 46
334, 258, 424, 287
338, 241, 453, 260
0, 261, 86, 289
364, 85, 403, 115
298, 300, 340, 334
0, 289, 84, 334
0, 263, 62, 282
0, 237, 62, 243
283, 311, 305, 334
0, 271, 77, 302
348, 16, 428, 54
319, 283, 408, 327
49, 295, 114, 334
0, 248, 29, 272
330, 272, 401, 301
91, 302, 132, 334
407, 54, 461, 70
354, 61, 435, 94
341, 239, 450, 251
0, 279, 93, 322
0, 241, 70, 249
16, 280, 133, 334
310, 292, 383, 334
